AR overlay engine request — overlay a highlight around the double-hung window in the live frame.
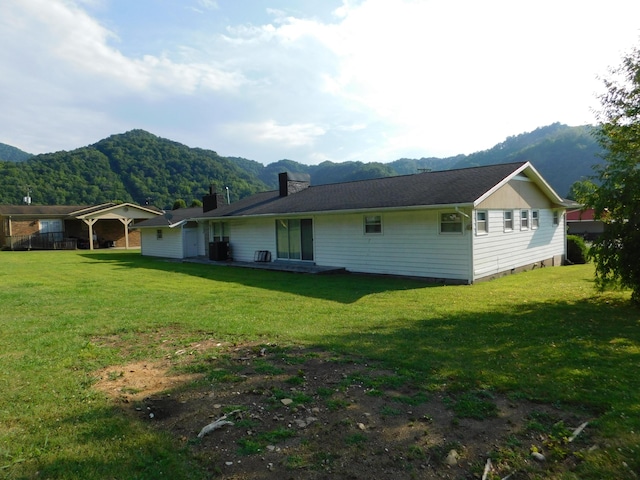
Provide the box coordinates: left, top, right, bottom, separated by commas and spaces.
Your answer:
440, 212, 463, 234
520, 210, 529, 230
476, 210, 488, 235
364, 215, 382, 234
504, 211, 514, 231
532, 210, 539, 229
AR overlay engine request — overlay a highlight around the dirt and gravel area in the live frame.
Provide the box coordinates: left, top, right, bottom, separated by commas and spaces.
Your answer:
93, 337, 594, 479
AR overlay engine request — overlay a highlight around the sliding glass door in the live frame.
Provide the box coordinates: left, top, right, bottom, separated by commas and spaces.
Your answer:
276, 219, 313, 261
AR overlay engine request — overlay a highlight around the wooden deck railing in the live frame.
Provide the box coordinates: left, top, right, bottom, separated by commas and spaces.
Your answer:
6, 233, 77, 250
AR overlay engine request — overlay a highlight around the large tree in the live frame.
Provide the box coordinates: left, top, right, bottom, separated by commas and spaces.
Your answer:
590, 45, 640, 304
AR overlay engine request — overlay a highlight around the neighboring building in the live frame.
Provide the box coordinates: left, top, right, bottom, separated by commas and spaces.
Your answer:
566, 208, 604, 241
0, 203, 161, 250
134, 206, 205, 259
137, 161, 569, 284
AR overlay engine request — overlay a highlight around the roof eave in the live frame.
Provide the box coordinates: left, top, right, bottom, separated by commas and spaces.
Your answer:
190, 202, 476, 221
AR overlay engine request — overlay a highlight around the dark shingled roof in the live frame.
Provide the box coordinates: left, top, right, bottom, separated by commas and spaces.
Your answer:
0, 205, 97, 216
198, 162, 532, 219
134, 207, 203, 228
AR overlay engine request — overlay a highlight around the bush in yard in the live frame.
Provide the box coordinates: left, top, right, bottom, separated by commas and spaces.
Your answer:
589, 45, 640, 304
567, 235, 588, 264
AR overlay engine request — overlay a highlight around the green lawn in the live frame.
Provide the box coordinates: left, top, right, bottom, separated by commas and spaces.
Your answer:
1, 250, 639, 479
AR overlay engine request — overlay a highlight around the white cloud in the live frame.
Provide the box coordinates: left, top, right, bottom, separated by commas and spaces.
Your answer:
2, 0, 640, 162
296, 0, 640, 155
2, 0, 245, 95
197, 0, 218, 10
228, 121, 326, 148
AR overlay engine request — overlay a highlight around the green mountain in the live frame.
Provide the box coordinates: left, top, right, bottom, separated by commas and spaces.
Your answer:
0, 143, 32, 162
233, 123, 602, 197
0, 130, 268, 209
449, 123, 603, 196
0, 123, 603, 207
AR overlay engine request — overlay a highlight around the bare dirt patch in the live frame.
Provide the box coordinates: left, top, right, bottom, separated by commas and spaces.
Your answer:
93, 340, 594, 479
94, 360, 202, 403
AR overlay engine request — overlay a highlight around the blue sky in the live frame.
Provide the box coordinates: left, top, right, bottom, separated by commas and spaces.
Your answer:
1, 0, 639, 165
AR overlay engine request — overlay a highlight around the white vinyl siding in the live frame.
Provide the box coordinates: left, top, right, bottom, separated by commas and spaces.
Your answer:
472, 209, 565, 280
314, 210, 471, 281
223, 218, 277, 262
141, 228, 184, 259
141, 223, 205, 259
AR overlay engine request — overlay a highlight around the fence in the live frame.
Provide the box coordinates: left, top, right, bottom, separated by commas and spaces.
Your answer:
6, 232, 77, 250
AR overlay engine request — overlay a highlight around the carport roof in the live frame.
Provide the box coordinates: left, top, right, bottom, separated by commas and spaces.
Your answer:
0, 203, 161, 218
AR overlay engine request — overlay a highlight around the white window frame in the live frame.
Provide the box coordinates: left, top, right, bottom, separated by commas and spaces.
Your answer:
520, 210, 529, 230
211, 221, 229, 241
475, 210, 488, 235
364, 215, 382, 235
532, 210, 539, 229
440, 212, 464, 235
553, 210, 559, 226
504, 210, 514, 232
156, 229, 163, 240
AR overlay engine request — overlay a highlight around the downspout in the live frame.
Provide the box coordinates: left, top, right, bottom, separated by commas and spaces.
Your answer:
563, 210, 567, 266
467, 207, 474, 284
8, 215, 12, 250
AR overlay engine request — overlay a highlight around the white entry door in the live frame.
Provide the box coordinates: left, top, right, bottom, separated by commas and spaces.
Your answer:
184, 228, 199, 258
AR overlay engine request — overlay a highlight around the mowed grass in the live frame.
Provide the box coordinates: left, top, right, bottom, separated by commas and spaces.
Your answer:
1, 250, 639, 479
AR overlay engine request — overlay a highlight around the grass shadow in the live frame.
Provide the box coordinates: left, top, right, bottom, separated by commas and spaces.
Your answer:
79, 251, 441, 303
314, 296, 640, 416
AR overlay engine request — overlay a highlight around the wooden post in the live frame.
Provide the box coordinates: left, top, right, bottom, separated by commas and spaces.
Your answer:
118, 218, 133, 249
83, 218, 98, 251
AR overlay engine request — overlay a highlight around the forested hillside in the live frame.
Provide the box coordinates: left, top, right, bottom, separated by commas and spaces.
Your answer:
448, 123, 603, 196
0, 130, 268, 209
233, 123, 602, 197
0, 143, 31, 162
0, 123, 602, 207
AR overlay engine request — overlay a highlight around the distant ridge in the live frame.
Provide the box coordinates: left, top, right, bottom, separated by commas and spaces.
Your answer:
0, 123, 602, 207
0, 143, 32, 162
229, 123, 603, 197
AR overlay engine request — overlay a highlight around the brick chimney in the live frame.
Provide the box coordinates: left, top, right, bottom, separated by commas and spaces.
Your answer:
278, 172, 311, 197
202, 184, 226, 212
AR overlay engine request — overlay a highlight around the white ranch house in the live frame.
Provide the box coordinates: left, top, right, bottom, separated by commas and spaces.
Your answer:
136, 162, 569, 283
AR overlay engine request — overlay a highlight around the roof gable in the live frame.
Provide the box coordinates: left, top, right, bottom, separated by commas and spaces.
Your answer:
72, 202, 161, 219
474, 162, 564, 206
134, 207, 204, 228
